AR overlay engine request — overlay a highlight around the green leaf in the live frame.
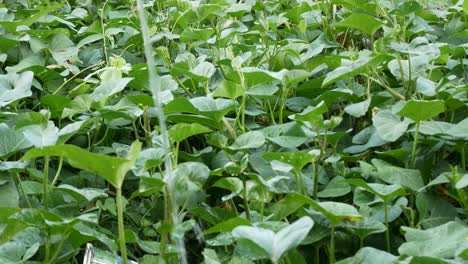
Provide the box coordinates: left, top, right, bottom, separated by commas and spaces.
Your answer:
21, 141, 142, 188
289, 193, 362, 225
213, 80, 243, 99
347, 178, 405, 202
416, 77, 436, 96
373, 110, 413, 142
398, 221, 468, 258
21, 122, 59, 147
169, 123, 212, 143
323, 52, 388, 87
190, 96, 235, 121
90, 77, 133, 102
204, 217, 251, 235
344, 98, 371, 118
174, 162, 210, 200
262, 152, 315, 174
372, 159, 424, 191
0, 172, 19, 207
318, 176, 351, 198
241, 67, 284, 87
336, 247, 397, 264
229, 131, 265, 150
334, 13, 383, 35
445, 117, 468, 139
0, 124, 32, 158
180, 28, 215, 42
56, 184, 108, 202
232, 216, 314, 263
289, 101, 328, 125
397, 100, 445, 122
0, 71, 34, 107
0, 3, 63, 32
344, 126, 388, 154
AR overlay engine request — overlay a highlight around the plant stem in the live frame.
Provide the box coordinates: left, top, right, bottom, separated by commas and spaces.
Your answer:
15, 172, 32, 208
51, 157, 63, 186
384, 202, 390, 252
43, 156, 50, 210
116, 187, 128, 264
410, 121, 420, 169
330, 224, 336, 264
242, 174, 251, 221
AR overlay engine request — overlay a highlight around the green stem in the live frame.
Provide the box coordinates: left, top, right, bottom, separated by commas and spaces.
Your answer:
43, 156, 50, 210
116, 187, 128, 264
461, 146, 466, 173
15, 173, 32, 208
330, 224, 336, 264
51, 157, 63, 187
242, 174, 251, 221
384, 202, 390, 252
410, 121, 420, 169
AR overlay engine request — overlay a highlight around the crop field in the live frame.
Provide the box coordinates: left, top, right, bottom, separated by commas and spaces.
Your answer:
0, 0, 467, 263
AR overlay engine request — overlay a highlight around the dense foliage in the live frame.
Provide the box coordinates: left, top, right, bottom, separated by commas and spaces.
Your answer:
0, 0, 467, 263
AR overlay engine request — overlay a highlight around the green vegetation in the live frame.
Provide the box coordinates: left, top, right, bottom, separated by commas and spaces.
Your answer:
0, 0, 467, 263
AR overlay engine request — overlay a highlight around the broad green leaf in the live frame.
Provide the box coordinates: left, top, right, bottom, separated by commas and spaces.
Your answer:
344, 98, 371, 118
416, 77, 436, 96
56, 184, 108, 202
341, 217, 386, 240
391, 1, 422, 15
397, 100, 445, 122
180, 28, 215, 42
246, 84, 279, 97
0, 172, 19, 207
0, 3, 62, 32
213, 80, 243, 99
446, 117, 468, 139
191, 61, 216, 82
169, 123, 212, 142
0, 71, 34, 107
203, 248, 221, 264
21, 122, 59, 147
190, 97, 235, 121
289, 101, 328, 125
318, 176, 351, 198
336, 247, 397, 264
334, 13, 383, 35
323, 52, 389, 87
232, 216, 314, 263
135, 176, 165, 197
344, 126, 389, 154
174, 162, 210, 200
373, 110, 413, 142
416, 192, 457, 228
90, 77, 133, 102
347, 178, 405, 202
262, 122, 308, 148
399, 221, 468, 258
0, 124, 32, 158
465, 0, 468, 15
204, 217, 251, 235
132, 148, 165, 177
262, 152, 315, 174
372, 159, 424, 191
241, 67, 283, 87
21, 141, 142, 188
290, 193, 362, 225
229, 131, 265, 150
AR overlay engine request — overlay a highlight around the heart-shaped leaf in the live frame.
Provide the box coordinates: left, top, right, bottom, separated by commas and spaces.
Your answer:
21, 141, 142, 188
232, 216, 314, 263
